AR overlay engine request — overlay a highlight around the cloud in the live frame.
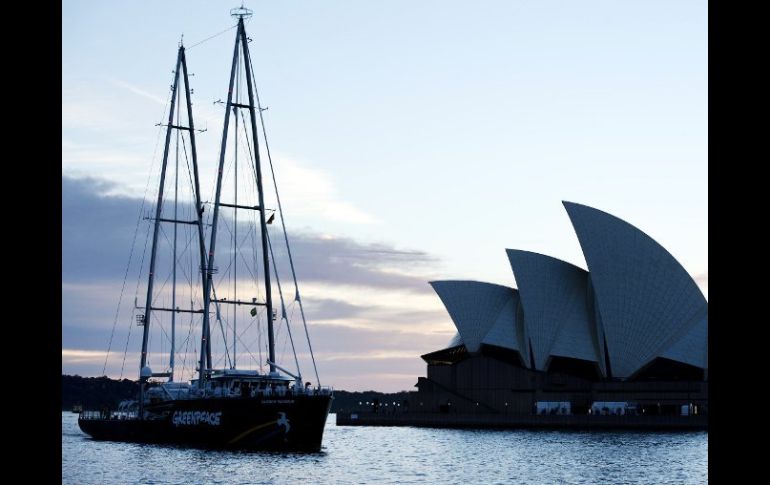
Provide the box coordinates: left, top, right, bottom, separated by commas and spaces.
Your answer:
694, 271, 707, 299
62, 349, 110, 363
270, 157, 379, 225
109, 78, 168, 106
65, 77, 377, 226
62, 323, 453, 391
62, 174, 450, 391
694, 271, 707, 285
62, 174, 435, 290
274, 232, 436, 293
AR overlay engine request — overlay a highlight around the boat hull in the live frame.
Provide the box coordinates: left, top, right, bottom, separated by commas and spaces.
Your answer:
78, 394, 332, 452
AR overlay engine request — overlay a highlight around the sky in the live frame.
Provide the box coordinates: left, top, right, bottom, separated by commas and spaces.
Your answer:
62, 1, 707, 392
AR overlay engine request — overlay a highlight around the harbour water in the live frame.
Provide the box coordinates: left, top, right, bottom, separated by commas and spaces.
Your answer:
62, 412, 707, 484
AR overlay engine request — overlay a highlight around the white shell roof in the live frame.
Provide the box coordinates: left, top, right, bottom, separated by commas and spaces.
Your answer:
659, 312, 708, 370
481, 292, 523, 354
507, 249, 604, 375
564, 201, 708, 378
427, 202, 706, 381
430, 280, 521, 354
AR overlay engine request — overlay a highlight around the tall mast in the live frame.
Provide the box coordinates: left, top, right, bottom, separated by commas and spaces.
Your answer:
200, 19, 239, 382
181, 46, 214, 381
140, 50, 182, 376
233, 56, 239, 369
140, 44, 209, 411
239, 17, 277, 374
203, 7, 277, 376
170, 95, 180, 381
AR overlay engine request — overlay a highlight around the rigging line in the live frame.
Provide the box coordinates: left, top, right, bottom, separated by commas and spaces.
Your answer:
121, 216, 153, 379
184, 186, 196, 381
103, 88, 173, 376
168, 228, 197, 288
227, 209, 262, 283
257, 313, 263, 372
214, 216, 237, 280
249, 330, 258, 370
229, 318, 256, 349
234, 122, 263, 299
155, 217, 196, 286
233, 110, 276, 374
232, 343, 261, 371
230, 119, 264, 306
155, 73, 177, 126
233, 109, 273, 373
187, 23, 238, 50
213, 213, 262, 287
102, 216, 141, 376
133, 222, 152, 306
147, 325, 153, 369
179, 313, 198, 376
252, 221, 262, 302
236, 243, 258, 282
151, 309, 172, 346
228, 164, 259, 286
152, 224, 178, 302
228, 111, 264, 343
118, 312, 135, 380
226, 319, 263, 365
209, 281, 233, 368
224, 309, 267, 369
246, 48, 321, 386
175, 133, 200, 291
229, 118, 265, 288
180, 134, 197, 214
213, 215, 260, 287
277, 329, 288, 368
235, 106, 264, 298
236, 314, 258, 341
267, 229, 302, 378
160, 316, 166, 371
120, 219, 150, 379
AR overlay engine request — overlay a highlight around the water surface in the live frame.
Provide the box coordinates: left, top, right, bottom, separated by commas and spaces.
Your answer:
62, 412, 707, 484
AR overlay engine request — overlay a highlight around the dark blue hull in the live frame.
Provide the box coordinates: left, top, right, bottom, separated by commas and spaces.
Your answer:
78, 394, 332, 452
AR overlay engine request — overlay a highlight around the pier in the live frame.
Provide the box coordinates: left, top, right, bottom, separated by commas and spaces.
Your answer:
336, 412, 707, 430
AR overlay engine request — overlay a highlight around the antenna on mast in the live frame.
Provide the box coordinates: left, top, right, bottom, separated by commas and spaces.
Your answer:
230, 4, 253, 19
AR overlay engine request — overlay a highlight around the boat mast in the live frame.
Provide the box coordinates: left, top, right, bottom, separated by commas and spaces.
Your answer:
200, 21, 238, 384
239, 15, 277, 375
139, 44, 209, 411
233, 56, 239, 369
202, 6, 277, 378
140, 51, 182, 380
170, 97, 180, 381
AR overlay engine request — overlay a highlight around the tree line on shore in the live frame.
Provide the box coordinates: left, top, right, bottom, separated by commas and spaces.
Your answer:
61, 374, 410, 413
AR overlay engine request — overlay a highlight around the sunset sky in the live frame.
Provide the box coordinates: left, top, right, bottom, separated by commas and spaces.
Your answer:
62, 1, 707, 392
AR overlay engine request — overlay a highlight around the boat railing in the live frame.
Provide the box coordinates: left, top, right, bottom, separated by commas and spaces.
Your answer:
317, 386, 334, 396
289, 385, 333, 397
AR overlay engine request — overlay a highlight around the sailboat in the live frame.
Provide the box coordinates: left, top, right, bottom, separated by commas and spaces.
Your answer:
78, 6, 333, 451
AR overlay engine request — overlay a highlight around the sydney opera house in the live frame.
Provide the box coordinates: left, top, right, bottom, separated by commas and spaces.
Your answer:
409, 201, 707, 420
